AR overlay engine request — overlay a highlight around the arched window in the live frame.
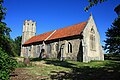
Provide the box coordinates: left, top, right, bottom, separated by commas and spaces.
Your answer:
56, 43, 59, 52
91, 27, 95, 34
90, 27, 96, 50
68, 42, 72, 53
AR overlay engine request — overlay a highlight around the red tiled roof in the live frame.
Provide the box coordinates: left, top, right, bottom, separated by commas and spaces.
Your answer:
24, 31, 54, 45
24, 22, 87, 45
48, 22, 86, 40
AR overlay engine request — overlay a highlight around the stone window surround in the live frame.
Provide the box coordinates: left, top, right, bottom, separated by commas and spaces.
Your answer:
90, 27, 96, 51
68, 42, 72, 53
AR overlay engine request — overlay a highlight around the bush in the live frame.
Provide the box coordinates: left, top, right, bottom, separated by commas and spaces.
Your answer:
104, 54, 120, 60
0, 48, 18, 80
16, 61, 26, 68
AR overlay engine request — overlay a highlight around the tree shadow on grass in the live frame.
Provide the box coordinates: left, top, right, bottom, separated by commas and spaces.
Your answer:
30, 58, 76, 68
45, 59, 76, 68
30, 57, 46, 61
47, 60, 120, 80
30, 58, 120, 80
104, 60, 120, 69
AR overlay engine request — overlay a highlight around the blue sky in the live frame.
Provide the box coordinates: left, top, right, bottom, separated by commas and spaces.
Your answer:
3, 0, 120, 45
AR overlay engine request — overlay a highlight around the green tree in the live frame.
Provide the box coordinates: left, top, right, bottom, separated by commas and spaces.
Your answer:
104, 17, 120, 54
104, 4, 120, 54
0, 1, 17, 79
85, 0, 107, 11
0, 48, 17, 80
14, 36, 22, 56
0, 0, 16, 56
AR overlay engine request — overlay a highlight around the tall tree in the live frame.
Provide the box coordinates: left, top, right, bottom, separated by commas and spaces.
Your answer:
14, 36, 22, 56
85, 0, 107, 11
0, 1, 17, 79
104, 16, 120, 54
0, 0, 16, 56
104, 4, 120, 54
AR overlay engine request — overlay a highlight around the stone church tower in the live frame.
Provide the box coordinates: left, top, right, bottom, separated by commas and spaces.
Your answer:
21, 20, 36, 57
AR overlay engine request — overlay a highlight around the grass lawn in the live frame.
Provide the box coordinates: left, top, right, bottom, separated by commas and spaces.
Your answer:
11, 59, 120, 80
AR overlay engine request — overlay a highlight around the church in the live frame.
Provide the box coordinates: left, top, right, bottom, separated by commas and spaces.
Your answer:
21, 14, 104, 62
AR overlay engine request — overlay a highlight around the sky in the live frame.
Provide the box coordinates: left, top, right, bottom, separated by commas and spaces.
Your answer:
3, 0, 120, 45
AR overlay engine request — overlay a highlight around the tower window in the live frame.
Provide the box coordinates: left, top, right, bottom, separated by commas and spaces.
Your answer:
68, 42, 72, 53
27, 23, 29, 25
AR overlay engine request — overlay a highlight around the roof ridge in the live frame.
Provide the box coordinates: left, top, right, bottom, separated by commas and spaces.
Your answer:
35, 22, 86, 37
55, 22, 86, 30
44, 30, 56, 41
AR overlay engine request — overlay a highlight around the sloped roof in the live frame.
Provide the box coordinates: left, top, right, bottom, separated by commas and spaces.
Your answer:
24, 22, 87, 45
